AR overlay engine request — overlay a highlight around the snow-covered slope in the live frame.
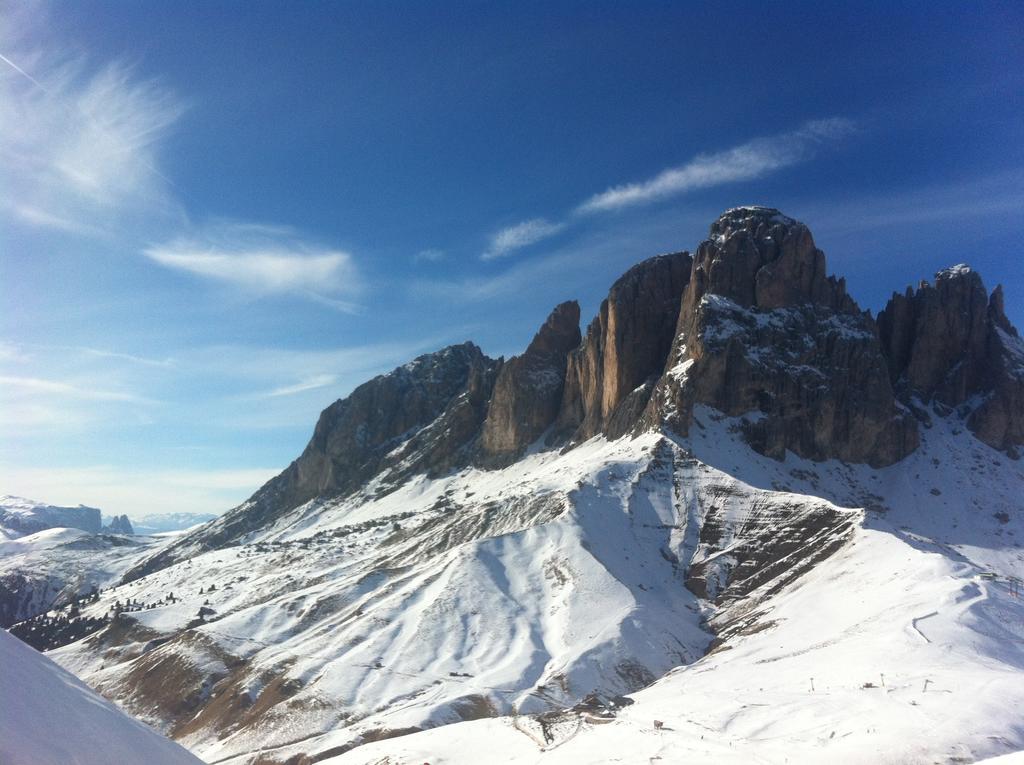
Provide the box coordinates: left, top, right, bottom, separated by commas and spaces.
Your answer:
324, 522, 1024, 765
320, 410, 1024, 765
43, 401, 1024, 764
0, 628, 203, 765
48, 430, 854, 764
0, 526, 165, 627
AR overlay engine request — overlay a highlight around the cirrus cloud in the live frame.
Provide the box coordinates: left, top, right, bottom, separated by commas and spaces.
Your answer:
577, 118, 856, 214
0, 17, 186, 235
143, 221, 362, 311
481, 217, 565, 261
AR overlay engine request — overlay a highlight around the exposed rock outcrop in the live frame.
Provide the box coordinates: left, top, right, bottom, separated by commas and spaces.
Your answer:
104, 515, 134, 535
477, 301, 581, 466
124, 206, 1024, 584
645, 207, 918, 467
878, 265, 1024, 454
555, 251, 692, 443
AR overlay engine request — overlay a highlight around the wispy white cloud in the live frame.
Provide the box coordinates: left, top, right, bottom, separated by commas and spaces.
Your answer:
0, 341, 174, 369
3, 14, 361, 314
9, 203, 105, 235
474, 119, 853, 265
0, 364, 159, 436
482, 218, 565, 260
415, 207, 712, 305
0, 374, 152, 403
576, 118, 855, 214
145, 246, 353, 294
263, 374, 338, 398
143, 221, 361, 309
0, 13, 186, 234
76, 347, 175, 368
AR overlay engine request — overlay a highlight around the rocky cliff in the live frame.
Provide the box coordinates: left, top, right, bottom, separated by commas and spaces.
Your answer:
644, 207, 918, 467
554, 251, 692, 443
123, 207, 1023, 580
104, 515, 134, 535
476, 301, 581, 466
878, 265, 1024, 455
124, 343, 500, 579
0, 496, 103, 537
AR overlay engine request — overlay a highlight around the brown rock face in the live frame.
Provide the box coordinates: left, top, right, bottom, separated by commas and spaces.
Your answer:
677, 207, 858, 336
476, 301, 581, 466
878, 266, 1024, 453
555, 251, 692, 443
647, 207, 918, 467
126, 207, 1024, 583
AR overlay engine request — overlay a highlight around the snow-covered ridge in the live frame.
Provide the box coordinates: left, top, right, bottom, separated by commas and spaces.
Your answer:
0, 526, 162, 627
937, 262, 974, 279
41, 398, 1024, 764
322, 407, 1024, 765
0, 629, 202, 765
49, 431, 858, 764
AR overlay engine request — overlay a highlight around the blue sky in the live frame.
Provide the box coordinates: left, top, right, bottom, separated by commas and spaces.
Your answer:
2, 0, 1023, 517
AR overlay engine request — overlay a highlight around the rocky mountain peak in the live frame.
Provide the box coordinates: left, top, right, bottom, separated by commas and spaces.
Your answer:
650, 209, 916, 467
104, 515, 134, 535
708, 205, 796, 240
555, 250, 692, 443
877, 265, 1024, 454
877, 264, 989, 400
124, 342, 501, 579
684, 207, 856, 319
524, 300, 582, 361
477, 301, 581, 466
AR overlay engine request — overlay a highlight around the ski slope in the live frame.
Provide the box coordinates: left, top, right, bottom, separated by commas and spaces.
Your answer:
324, 521, 1024, 764
41, 403, 1024, 764
0, 628, 202, 765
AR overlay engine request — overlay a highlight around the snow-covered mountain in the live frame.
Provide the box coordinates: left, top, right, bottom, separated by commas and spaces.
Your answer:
0, 526, 162, 627
0, 628, 202, 765
12, 208, 1024, 763
129, 512, 219, 536
0, 495, 103, 538
0, 495, 164, 628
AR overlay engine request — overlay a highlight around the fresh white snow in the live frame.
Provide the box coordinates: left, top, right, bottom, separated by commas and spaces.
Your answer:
29, 401, 1024, 764
0, 629, 202, 765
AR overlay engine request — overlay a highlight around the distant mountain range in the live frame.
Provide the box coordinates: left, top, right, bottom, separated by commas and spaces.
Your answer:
1, 496, 218, 541
106, 512, 219, 536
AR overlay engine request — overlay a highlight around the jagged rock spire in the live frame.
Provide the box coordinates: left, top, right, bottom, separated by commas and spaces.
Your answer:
878, 264, 1024, 454
555, 250, 692, 443
477, 301, 581, 466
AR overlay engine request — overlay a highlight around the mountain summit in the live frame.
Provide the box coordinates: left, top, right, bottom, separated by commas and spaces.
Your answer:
126, 207, 1023, 580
